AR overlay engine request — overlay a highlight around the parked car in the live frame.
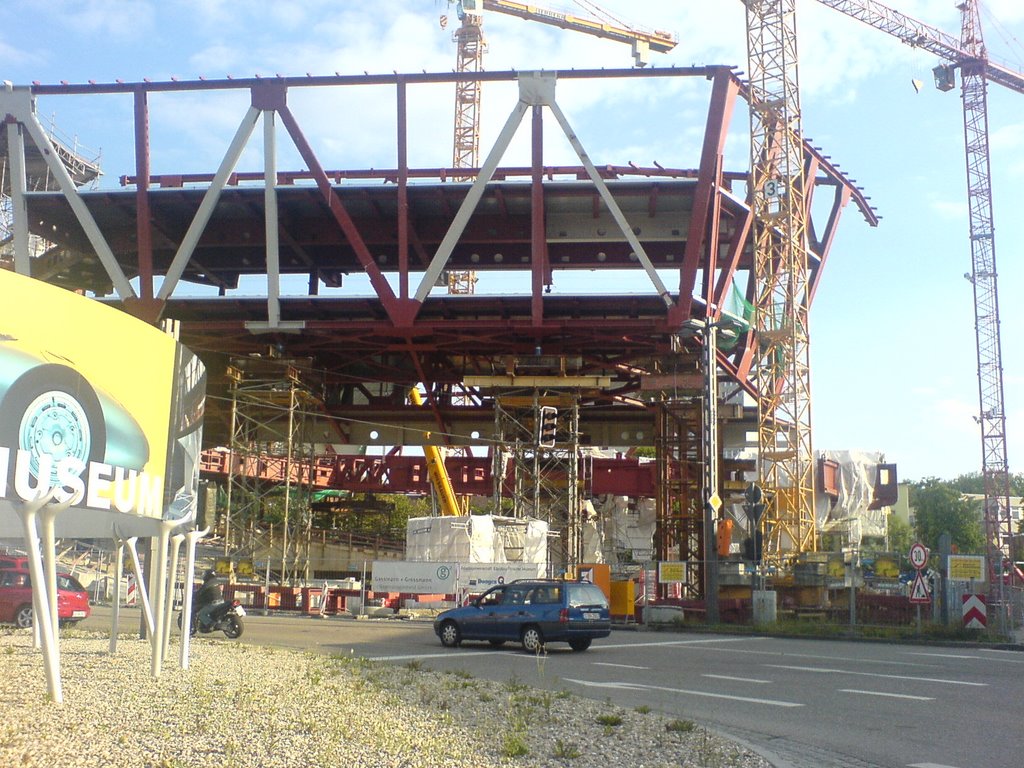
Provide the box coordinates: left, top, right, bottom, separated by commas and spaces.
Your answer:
433, 579, 611, 653
0, 568, 91, 628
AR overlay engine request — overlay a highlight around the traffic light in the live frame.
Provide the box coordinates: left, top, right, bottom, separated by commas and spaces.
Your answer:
538, 406, 558, 448
742, 483, 765, 565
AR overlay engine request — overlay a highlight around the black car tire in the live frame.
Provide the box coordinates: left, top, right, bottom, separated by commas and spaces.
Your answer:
438, 620, 462, 647
568, 638, 592, 652
222, 615, 244, 639
0, 365, 106, 480
14, 604, 33, 629
521, 625, 545, 653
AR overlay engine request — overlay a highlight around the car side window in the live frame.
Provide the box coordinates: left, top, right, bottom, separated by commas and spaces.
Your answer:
532, 586, 561, 604
479, 587, 505, 606
1, 572, 28, 587
505, 586, 530, 605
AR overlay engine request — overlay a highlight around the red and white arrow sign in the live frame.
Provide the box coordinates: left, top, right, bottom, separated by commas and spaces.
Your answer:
962, 594, 987, 629
909, 572, 931, 604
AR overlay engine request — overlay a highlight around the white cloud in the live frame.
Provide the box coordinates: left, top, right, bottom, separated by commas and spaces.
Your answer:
51, 0, 158, 40
0, 39, 39, 67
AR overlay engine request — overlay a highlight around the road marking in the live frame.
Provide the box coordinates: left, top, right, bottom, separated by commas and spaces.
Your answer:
563, 678, 803, 707
908, 763, 964, 768
646, 642, 936, 668
593, 662, 649, 670
368, 651, 482, 661
839, 689, 934, 701
905, 652, 985, 660
975, 649, 1024, 663
598, 637, 767, 650
702, 674, 770, 684
766, 664, 986, 686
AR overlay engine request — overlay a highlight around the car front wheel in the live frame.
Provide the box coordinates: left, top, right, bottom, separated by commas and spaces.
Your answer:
439, 620, 461, 648
15, 604, 33, 629
521, 625, 545, 653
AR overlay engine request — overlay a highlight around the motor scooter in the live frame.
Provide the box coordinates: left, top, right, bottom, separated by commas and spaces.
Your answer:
178, 599, 245, 638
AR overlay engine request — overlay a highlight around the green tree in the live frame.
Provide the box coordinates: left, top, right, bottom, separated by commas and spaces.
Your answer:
885, 512, 913, 556
949, 471, 1024, 496
910, 478, 984, 554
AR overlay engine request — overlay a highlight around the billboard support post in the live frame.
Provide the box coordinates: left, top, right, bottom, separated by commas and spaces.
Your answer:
16, 490, 63, 703
109, 539, 124, 654
163, 533, 185, 670
179, 527, 208, 669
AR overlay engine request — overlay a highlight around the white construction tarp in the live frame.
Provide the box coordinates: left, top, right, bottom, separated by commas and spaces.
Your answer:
596, 495, 656, 562
815, 450, 888, 542
405, 514, 547, 564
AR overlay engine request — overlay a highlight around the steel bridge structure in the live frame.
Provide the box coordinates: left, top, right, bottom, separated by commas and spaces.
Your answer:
0, 67, 874, 579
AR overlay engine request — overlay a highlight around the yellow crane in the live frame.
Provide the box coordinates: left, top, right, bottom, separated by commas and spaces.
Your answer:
743, 0, 816, 566
442, 0, 677, 294
409, 386, 466, 516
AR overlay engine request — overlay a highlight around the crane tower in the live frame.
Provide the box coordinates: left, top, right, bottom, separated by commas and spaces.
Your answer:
444, 0, 677, 294
814, 0, 1023, 608
743, 0, 817, 565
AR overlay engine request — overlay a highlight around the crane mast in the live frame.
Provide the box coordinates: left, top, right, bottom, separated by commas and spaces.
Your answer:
744, 0, 817, 566
814, 0, 1019, 607
445, 0, 677, 295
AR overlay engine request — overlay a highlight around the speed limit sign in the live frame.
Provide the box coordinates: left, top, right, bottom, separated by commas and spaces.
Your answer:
909, 542, 928, 570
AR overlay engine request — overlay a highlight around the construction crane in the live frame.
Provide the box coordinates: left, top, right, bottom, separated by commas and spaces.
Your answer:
743, 1, 817, 566
442, 0, 677, 293
409, 386, 466, 516
813, 0, 1023, 606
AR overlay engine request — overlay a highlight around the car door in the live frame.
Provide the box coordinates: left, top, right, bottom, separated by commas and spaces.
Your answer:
492, 584, 534, 640
460, 585, 506, 639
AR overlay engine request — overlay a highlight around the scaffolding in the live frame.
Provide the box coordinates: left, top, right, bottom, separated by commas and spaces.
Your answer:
654, 399, 703, 598
492, 392, 587, 574
0, 119, 100, 263
223, 357, 320, 584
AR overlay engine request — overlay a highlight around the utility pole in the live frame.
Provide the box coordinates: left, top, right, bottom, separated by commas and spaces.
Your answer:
702, 322, 721, 624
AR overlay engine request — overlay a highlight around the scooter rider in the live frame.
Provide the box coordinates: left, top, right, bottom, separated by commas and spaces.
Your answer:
194, 568, 223, 631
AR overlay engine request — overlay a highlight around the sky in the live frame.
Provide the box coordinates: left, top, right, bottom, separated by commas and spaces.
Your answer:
1, 0, 1023, 483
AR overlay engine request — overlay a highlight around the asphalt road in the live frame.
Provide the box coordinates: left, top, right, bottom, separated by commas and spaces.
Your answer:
84, 607, 1023, 768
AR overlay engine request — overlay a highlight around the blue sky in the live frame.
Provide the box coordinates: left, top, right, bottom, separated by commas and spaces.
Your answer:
2, 1, 1023, 482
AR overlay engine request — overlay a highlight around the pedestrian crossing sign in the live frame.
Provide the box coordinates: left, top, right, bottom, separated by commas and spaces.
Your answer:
909, 572, 931, 604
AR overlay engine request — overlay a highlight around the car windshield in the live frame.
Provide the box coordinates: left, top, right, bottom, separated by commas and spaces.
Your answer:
567, 584, 607, 608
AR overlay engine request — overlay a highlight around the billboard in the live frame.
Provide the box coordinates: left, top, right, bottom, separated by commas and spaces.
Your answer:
0, 270, 205, 537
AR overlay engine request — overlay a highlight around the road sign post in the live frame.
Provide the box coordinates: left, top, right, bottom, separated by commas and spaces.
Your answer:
908, 542, 931, 632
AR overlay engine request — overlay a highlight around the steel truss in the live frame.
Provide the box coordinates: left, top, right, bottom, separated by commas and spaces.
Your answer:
4, 69, 875, 575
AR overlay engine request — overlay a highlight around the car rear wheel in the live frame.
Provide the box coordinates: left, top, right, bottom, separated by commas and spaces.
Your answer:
15, 604, 33, 629
521, 625, 544, 653
568, 638, 592, 652
439, 620, 462, 647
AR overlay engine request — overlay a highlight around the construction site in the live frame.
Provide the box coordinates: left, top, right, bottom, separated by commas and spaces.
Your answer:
1, 0, 1022, 631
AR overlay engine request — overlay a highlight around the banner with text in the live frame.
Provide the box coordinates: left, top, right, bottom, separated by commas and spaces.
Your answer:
371, 561, 546, 594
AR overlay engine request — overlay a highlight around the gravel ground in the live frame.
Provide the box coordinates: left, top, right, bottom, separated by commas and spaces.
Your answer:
0, 628, 773, 768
